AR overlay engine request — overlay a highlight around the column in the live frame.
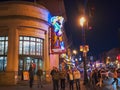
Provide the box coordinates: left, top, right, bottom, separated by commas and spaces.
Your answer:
44, 31, 50, 82
6, 27, 19, 85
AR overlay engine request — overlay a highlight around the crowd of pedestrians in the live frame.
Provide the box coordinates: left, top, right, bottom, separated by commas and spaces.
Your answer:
28, 63, 120, 90
50, 66, 81, 90
89, 67, 119, 88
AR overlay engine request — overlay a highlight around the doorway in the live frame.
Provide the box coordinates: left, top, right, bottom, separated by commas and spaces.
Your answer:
18, 57, 43, 75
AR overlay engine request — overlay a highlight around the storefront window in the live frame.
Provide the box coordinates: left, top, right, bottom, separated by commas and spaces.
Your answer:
30, 42, 35, 55
23, 41, 29, 55
19, 36, 44, 76
0, 57, 7, 71
0, 36, 8, 71
19, 36, 44, 56
19, 41, 23, 54
36, 43, 40, 55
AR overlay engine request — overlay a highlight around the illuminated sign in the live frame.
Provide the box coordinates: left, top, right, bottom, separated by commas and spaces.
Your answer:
117, 54, 120, 60
51, 16, 64, 36
50, 16, 66, 53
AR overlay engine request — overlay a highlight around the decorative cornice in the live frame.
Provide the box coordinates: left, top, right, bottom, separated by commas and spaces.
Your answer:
0, 15, 51, 26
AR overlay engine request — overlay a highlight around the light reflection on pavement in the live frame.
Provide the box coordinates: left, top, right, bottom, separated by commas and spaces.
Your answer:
103, 77, 120, 90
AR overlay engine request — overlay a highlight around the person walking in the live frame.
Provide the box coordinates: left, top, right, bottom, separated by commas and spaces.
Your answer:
90, 70, 95, 87
73, 68, 81, 90
50, 66, 56, 90
96, 69, 103, 87
68, 69, 74, 90
111, 68, 118, 87
92, 68, 98, 85
59, 68, 66, 90
28, 64, 34, 88
36, 66, 43, 88
53, 67, 60, 90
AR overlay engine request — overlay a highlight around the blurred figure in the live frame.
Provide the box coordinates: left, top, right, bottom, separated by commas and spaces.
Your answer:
50, 66, 56, 90
36, 66, 43, 88
73, 68, 81, 90
90, 70, 95, 86
53, 67, 60, 90
111, 68, 118, 87
96, 69, 102, 87
68, 69, 74, 90
29, 64, 34, 88
93, 68, 98, 85
105, 70, 109, 79
59, 68, 66, 90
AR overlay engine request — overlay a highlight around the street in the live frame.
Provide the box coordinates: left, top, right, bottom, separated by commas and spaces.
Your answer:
0, 78, 120, 90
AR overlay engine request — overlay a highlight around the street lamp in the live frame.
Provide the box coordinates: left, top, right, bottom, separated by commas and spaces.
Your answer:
79, 16, 89, 85
73, 50, 77, 55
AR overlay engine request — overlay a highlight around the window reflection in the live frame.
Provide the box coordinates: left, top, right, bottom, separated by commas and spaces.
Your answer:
30, 42, 35, 55
0, 37, 8, 55
36, 43, 40, 55
5, 41, 8, 54
19, 41, 22, 54
23, 41, 29, 55
0, 57, 7, 71
0, 57, 3, 71
0, 41, 4, 54
24, 37, 29, 40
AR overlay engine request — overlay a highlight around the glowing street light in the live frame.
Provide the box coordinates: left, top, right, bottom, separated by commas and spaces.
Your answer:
73, 50, 77, 55
80, 17, 86, 27
80, 16, 89, 85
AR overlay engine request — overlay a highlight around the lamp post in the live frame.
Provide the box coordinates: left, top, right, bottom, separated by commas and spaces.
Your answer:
80, 17, 89, 85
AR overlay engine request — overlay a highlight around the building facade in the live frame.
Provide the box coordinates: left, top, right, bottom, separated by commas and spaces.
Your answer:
0, 1, 52, 85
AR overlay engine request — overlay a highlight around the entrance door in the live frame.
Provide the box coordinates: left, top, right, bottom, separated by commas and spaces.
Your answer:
18, 57, 43, 75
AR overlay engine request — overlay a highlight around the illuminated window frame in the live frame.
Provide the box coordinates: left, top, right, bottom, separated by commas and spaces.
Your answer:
19, 36, 44, 56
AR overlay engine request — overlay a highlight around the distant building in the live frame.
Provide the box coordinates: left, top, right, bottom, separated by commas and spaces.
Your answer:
106, 48, 120, 62
99, 48, 120, 66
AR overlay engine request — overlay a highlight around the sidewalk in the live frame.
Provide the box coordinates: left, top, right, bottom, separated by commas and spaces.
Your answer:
0, 80, 89, 90
2, 79, 118, 90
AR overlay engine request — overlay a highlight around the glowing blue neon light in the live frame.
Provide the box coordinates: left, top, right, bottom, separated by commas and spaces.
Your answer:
51, 16, 64, 36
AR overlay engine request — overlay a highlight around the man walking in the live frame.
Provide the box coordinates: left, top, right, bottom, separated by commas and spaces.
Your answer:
29, 64, 34, 88
59, 68, 66, 90
36, 67, 43, 88
50, 66, 57, 90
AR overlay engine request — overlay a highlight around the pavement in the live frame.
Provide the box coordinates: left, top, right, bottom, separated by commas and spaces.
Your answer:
0, 78, 120, 90
0, 80, 90, 90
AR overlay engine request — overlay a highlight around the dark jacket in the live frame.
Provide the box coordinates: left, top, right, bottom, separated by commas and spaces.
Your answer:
53, 71, 60, 80
59, 70, 66, 79
29, 66, 34, 79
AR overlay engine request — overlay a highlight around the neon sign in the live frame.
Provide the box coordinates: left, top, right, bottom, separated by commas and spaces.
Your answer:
50, 16, 66, 53
51, 16, 64, 36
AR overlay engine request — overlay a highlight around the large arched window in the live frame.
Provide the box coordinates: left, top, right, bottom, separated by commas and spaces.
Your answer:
0, 36, 8, 71
19, 36, 44, 56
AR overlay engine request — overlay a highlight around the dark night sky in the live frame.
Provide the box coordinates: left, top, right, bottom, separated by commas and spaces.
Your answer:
64, 0, 120, 57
